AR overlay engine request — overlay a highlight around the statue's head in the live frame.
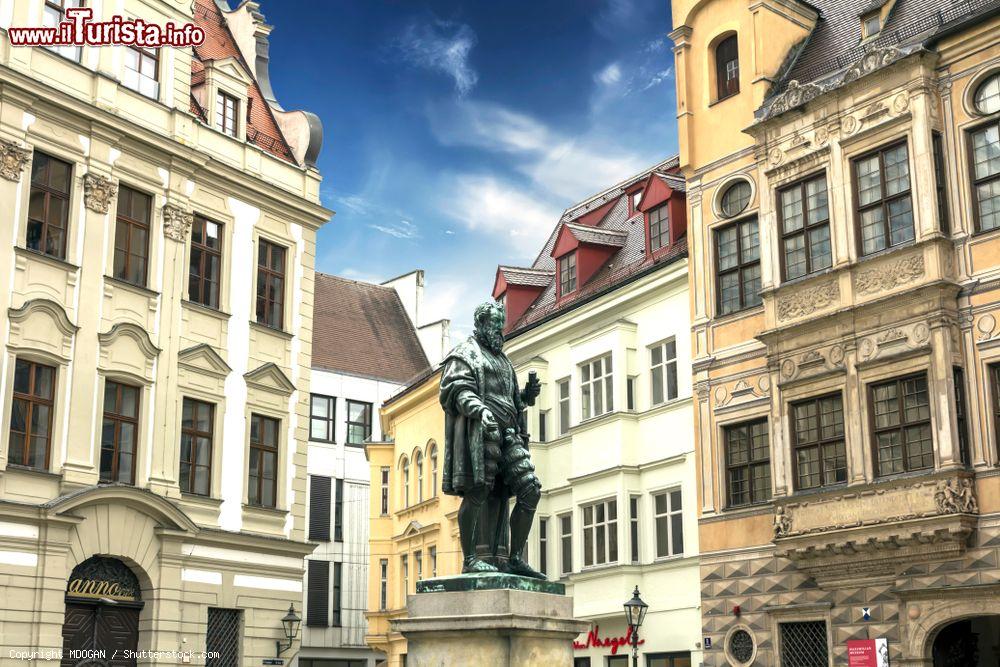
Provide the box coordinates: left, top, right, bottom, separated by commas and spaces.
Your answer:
473, 300, 505, 353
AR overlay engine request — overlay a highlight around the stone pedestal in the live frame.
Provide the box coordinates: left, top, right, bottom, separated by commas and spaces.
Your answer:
392, 574, 588, 666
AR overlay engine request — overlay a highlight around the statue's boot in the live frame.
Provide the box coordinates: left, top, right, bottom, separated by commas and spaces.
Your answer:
458, 486, 496, 573
505, 481, 545, 580
505, 556, 545, 580
463, 556, 498, 573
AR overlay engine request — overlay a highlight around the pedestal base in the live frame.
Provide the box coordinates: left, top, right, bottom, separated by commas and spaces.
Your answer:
393, 577, 588, 666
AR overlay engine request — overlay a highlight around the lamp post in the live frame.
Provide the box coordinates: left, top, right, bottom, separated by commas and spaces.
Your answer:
623, 586, 648, 667
275, 603, 301, 658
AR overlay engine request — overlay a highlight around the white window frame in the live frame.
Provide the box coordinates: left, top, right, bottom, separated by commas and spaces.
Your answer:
559, 513, 572, 577
653, 488, 684, 559
379, 558, 388, 610
123, 45, 160, 100
650, 338, 678, 406
580, 354, 613, 420
582, 497, 618, 567
557, 378, 571, 434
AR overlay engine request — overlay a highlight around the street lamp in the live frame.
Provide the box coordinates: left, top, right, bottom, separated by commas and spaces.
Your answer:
275, 603, 301, 657
623, 586, 648, 667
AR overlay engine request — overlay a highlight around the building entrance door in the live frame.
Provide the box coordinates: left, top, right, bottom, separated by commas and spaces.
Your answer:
932, 616, 1000, 666
59, 556, 144, 667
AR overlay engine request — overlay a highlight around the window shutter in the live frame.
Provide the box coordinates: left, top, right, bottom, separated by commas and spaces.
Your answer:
306, 560, 329, 627
309, 475, 331, 541
334, 478, 344, 542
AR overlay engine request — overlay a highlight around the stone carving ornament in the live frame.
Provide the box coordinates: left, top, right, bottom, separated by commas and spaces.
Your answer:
83, 173, 118, 214
162, 204, 194, 242
842, 46, 903, 85
934, 479, 978, 515
0, 139, 31, 181
855, 255, 925, 295
777, 280, 839, 321
774, 506, 791, 538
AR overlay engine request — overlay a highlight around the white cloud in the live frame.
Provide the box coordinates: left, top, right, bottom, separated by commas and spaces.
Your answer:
643, 67, 673, 90
395, 20, 479, 95
370, 219, 420, 239
596, 62, 622, 86
338, 267, 386, 284
427, 100, 550, 153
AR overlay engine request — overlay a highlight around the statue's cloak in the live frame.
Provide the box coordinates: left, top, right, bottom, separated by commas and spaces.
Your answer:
438, 336, 520, 496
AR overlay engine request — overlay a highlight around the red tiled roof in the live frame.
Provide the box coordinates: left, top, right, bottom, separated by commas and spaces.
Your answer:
191, 0, 295, 164
312, 274, 431, 384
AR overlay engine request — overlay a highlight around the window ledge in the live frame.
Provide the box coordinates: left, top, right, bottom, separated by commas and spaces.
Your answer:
971, 226, 1000, 240
250, 321, 294, 339
105, 275, 159, 298
15, 246, 80, 272
242, 502, 288, 517
180, 492, 224, 508
182, 300, 231, 321
712, 304, 764, 324
3, 463, 60, 479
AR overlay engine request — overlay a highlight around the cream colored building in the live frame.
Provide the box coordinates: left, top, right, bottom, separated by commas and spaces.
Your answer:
670, 0, 1000, 664
0, 0, 329, 664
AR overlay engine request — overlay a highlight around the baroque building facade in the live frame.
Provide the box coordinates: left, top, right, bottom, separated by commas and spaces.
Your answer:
670, 0, 1000, 664
495, 161, 700, 667
0, 1, 328, 664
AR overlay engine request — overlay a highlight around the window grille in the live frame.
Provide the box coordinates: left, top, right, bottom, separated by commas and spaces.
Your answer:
779, 620, 829, 667
206, 608, 241, 667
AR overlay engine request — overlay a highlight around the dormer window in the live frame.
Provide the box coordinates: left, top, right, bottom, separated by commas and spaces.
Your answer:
649, 204, 669, 252
715, 34, 740, 101
559, 252, 577, 296
124, 46, 160, 99
631, 190, 643, 213
862, 12, 881, 39
217, 91, 239, 137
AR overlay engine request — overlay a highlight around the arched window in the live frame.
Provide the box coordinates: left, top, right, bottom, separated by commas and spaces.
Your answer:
974, 72, 1000, 115
430, 444, 439, 497
402, 457, 410, 507
716, 34, 740, 101
415, 451, 424, 503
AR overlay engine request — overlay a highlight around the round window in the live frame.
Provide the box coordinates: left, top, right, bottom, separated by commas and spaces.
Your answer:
721, 180, 752, 218
974, 72, 1000, 115
730, 629, 755, 663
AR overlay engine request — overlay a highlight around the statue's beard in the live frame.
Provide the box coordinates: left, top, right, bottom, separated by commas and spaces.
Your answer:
475, 328, 504, 353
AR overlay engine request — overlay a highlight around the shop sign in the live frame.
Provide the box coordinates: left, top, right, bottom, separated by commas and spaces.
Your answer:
573, 625, 645, 655
847, 638, 889, 667
66, 556, 142, 602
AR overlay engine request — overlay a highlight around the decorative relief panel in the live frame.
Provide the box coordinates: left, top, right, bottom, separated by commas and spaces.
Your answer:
0, 139, 31, 181
713, 375, 769, 411
162, 205, 193, 242
976, 313, 997, 341
98, 322, 160, 382
84, 173, 118, 214
776, 280, 840, 322
857, 321, 931, 363
854, 254, 925, 295
778, 343, 847, 383
7, 299, 78, 361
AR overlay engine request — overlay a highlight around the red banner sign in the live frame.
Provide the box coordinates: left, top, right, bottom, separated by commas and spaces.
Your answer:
847, 639, 889, 667
573, 625, 645, 655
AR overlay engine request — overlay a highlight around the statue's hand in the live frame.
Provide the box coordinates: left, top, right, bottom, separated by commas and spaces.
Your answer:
521, 375, 542, 405
481, 408, 498, 433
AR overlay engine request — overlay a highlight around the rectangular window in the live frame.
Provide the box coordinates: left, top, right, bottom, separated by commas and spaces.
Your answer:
629, 495, 639, 564
954, 367, 971, 466
779, 174, 832, 280
248, 414, 279, 507
538, 517, 548, 576
607, 656, 629, 667
306, 559, 329, 627
217, 91, 239, 137
651, 339, 678, 405
991, 364, 1000, 457
558, 379, 571, 434
308, 475, 331, 542
8, 359, 55, 470
309, 394, 335, 442
429, 545, 438, 577
647, 654, 693, 667
346, 400, 373, 445
334, 478, 344, 542
791, 393, 846, 490
256, 239, 286, 329
970, 120, 1000, 233
42, 0, 82, 61
581, 354, 613, 420
415, 550, 422, 583
559, 252, 577, 295
188, 216, 222, 309
582, 498, 618, 567
862, 12, 881, 38
724, 418, 771, 507
574, 659, 592, 667
779, 620, 829, 666
379, 559, 388, 610
332, 562, 342, 627
871, 374, 933, 476
932, 132, 950, 233
715, 35, 739, 99
401, 555, 409, 597
100, 380, 140, 485
649, 203, 669, 251
27, 152, 71, 259
854, 141, 914, 255
654, 489, 684, 558
715, 217, 761, 315
380, 466, 390, 516
180, 398, 214, 496
538, 410, 548, 443
205, 608, 241, 667
123, 45, 159, 99
626, 376, 636, 411
113, 185, 152, 287
560, 513, 572, 576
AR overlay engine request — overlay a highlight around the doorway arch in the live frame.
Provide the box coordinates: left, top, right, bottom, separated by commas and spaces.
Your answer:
930, 616, 1000, 667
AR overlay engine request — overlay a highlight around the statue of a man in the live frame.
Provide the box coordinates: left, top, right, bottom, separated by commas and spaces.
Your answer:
439, 301, 544, 578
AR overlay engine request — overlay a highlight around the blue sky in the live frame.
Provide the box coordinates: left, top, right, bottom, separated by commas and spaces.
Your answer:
260, 0, 678, 336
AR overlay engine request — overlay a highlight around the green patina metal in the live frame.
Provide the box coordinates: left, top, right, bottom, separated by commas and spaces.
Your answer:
415, 572, 566, 595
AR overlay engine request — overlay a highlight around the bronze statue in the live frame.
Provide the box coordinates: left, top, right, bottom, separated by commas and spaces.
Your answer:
439, 301, 544, 579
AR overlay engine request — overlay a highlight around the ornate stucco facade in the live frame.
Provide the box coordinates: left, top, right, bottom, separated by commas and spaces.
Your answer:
671, 0, 1000, 664
0, 1, 329, 664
